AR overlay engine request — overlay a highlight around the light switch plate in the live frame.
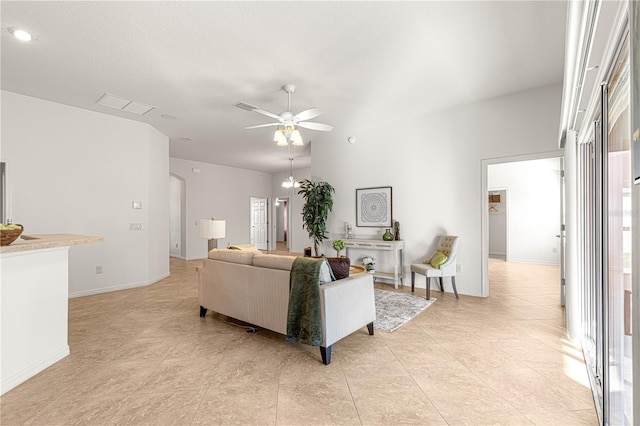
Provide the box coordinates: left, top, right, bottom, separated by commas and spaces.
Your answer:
132, 201, 142, 209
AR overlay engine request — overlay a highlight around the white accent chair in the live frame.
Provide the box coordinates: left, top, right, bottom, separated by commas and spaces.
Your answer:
410, 235, 459, 299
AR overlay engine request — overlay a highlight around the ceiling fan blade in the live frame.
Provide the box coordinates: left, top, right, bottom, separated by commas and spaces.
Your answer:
293, 107, 321, 122
297, 121, 334, 132
235, 101, 282, 121
245, 123, 280, 130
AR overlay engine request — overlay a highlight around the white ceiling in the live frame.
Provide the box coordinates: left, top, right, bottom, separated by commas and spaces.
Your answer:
1, 1, 567, 173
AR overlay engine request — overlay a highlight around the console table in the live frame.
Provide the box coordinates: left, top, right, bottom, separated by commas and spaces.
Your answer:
342, 239, 405, 289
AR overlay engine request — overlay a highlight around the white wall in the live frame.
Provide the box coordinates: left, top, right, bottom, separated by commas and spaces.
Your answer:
312, 84, 563, 297
0, 91, 170, 296
271, 167, 312, 254
169, 158, 272, 260
488, 158, 561, 265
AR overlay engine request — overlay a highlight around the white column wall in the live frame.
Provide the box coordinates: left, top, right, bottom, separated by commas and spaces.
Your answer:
0, 91, 170, 296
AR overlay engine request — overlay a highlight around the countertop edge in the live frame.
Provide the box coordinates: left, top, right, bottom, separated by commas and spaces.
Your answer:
0, 234, 104, 254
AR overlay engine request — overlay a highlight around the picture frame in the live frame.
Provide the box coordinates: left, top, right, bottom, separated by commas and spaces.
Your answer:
356, 186, 392, 227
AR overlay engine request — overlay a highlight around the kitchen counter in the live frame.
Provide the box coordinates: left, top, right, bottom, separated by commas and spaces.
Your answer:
1, 233, 103, 395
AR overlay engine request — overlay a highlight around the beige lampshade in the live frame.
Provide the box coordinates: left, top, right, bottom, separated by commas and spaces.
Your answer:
199, 219, 226, 239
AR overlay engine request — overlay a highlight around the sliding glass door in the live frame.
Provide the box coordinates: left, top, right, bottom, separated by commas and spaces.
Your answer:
605, 35, 633, 426
580, 32, 634, 426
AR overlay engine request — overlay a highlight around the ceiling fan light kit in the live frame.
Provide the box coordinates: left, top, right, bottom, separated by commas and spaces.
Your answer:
236, 83, 333, 147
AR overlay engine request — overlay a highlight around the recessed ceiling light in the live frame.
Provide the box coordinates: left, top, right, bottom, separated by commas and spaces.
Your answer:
9, 28, 32, 42
161, 114, 178, 120
178, 137, 193, 142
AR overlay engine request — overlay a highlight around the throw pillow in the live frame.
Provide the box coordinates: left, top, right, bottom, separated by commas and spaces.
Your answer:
430, 251, 448, 269
319, 259, 335, 283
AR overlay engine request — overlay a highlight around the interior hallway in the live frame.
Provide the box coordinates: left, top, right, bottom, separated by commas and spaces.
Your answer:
0, 258, 597, 425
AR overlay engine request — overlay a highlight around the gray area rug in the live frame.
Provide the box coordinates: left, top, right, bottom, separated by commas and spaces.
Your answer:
374, 289, 436, 332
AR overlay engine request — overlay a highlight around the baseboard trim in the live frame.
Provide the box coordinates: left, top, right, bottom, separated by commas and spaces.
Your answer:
69, 272, 170, 298
1, 346, 69, 395
507, 258, 560, 266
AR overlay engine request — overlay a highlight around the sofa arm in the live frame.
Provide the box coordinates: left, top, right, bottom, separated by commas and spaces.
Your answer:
319, 274, 376, 347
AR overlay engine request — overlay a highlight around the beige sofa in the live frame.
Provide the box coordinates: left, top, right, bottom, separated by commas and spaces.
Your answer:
197, 245, 376, 364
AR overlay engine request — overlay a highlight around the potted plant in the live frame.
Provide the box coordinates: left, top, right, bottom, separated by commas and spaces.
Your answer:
298, 179, 334, 257
333, 239, 346, 257
362, 256, 376, 273
329, 239, 350, 279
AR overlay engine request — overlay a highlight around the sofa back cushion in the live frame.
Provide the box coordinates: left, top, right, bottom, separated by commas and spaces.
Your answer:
208, 249, 256, 265
227, 243, 259, 251
253, 254, 297, 271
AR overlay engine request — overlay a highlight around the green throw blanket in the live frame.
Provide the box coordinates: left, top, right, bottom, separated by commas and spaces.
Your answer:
286, 257, 325, 346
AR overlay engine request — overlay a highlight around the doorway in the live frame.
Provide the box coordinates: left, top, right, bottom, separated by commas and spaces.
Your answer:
250, 197, 268, 250
481, 151, 564, 297
275, 197, 289, 252
488, 188, 508, 261
169, 174, 186, 259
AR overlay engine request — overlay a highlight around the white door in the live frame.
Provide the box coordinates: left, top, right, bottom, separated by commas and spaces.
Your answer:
250, 197, 268, 250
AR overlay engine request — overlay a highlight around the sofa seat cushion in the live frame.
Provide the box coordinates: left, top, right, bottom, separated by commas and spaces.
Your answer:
208, 248, 256, 265
253, 254, 297, 271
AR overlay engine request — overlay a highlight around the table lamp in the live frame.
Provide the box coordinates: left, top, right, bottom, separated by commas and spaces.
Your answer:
199, 219, 226, 251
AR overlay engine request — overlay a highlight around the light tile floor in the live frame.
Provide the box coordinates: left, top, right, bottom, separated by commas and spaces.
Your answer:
0, 258, 598, 425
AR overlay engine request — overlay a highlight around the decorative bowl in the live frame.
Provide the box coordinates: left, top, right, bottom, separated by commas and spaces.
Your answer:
0, 224, 24, 246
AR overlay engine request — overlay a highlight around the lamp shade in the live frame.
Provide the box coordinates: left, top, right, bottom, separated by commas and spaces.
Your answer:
199, 219, 226, 239
290, 128, 303, 146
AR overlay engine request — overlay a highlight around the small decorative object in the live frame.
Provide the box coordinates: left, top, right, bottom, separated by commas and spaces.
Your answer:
0, 223, 24, 246
333, 239, 346, 257
345, 223, 354, 239
394, 220, 400, 240
362, 256, 376, 273
382, 228, 394, 241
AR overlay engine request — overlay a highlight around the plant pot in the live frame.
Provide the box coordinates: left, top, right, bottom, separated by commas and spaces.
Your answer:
327, 256, 351, 280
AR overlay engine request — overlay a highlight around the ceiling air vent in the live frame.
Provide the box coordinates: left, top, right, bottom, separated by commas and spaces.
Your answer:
96, 93, 155, 115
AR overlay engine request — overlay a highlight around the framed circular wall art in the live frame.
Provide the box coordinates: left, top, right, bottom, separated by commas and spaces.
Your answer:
356, 186, 392, 227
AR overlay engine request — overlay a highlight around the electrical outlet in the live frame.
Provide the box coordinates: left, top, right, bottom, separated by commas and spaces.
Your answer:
129, 223, 144, 231
96, 266, 103, 274
456, 264, 462, 273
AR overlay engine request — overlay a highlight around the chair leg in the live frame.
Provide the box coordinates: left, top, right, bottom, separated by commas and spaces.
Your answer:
438, 277, 444, 292
426, 277, 430, 300
451, 276, 459, 299
411, 271, 415, 292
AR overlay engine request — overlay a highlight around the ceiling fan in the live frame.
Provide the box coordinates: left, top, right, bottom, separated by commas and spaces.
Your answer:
235, 84, 333, 146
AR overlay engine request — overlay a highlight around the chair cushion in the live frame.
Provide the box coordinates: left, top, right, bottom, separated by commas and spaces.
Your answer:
429, 251, 448, 269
